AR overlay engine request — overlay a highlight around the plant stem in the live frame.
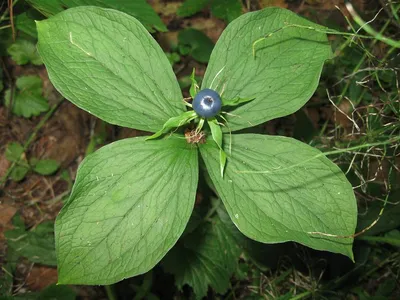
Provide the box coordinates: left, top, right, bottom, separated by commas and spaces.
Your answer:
357, 235, 400, 247
290, 290, 312, 300
346, 2, 400, 48
104, 285, 117, 300
0, 24, 11, 30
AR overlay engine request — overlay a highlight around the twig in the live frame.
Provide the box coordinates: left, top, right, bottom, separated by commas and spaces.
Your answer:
7, 0, 15, 42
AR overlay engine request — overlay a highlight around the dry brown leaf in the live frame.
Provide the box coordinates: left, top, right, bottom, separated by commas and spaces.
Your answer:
26, 266, 58, 291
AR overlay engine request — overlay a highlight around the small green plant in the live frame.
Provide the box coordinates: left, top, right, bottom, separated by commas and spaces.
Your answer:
36, 6, 357, 286
5, 142, 60, 181
5, 75, 49, 118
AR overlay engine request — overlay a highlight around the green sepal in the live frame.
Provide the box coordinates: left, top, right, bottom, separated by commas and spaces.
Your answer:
207, 118, 226, 177
146, 110, 197, 140
222, 96, 256, 107
189, 68, 199, 99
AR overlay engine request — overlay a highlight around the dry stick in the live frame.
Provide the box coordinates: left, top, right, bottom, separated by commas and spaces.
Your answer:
0, 100, 64, 187
7, 0, 15, 42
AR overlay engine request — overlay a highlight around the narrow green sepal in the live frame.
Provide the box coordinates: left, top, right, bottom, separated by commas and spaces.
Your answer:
146, 111, 197, 140
207, 118, 227, 177
189, 68, 200, 98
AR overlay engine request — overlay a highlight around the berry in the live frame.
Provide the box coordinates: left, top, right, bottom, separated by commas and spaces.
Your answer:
192, 89, 222, 118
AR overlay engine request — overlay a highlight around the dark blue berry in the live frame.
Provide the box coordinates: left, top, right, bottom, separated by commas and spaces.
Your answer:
192, 89, 222, 118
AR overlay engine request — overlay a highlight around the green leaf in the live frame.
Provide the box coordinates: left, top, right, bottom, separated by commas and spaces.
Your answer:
7, 40, 43, 65
5, 76, 49, 118
222, 95, 255, 107
10, 166, 29, 181
6, 142, 29, 181
10, 167, 27, 182
56, 136, 198, 284
5, 217, 57, 266
216, 204, 286, 268
207, 119, 226, 177
146, 110, 197, 140
26, 0, 64, 16
37, 284, 77, 300
16, 13, 38, 38
0, 248, 19, 296
202, 7, 332, 131
200, 134, 357, 259
5, 142, 24, 162
210, 0, 242, 23
165, 52, 181, 65
33, 159, 60, 175
189, 68, 199, 98
177, 0, 209, 17
178, 28, 214, 63
60, 0, 167, 32
37, 7, 183, 132
162, 214, 241, 299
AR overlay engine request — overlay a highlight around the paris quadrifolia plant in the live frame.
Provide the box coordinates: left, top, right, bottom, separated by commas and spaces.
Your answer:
36, 6, 357, 284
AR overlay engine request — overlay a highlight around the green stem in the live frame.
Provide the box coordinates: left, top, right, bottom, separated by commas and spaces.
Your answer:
346, 2, 400, 48
336, 18, 392, 104
357, 235, 400, 247
290, 291, 312, 300
104, 285, 117, 300
0, 100, 63, 186
204, 200, 221, 222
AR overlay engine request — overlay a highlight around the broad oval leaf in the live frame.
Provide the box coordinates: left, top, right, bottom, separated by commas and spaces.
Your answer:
202, 7, 332, 131
56, 136, 198, 284
200, 134, 357, 259
37, 7, 184, 132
